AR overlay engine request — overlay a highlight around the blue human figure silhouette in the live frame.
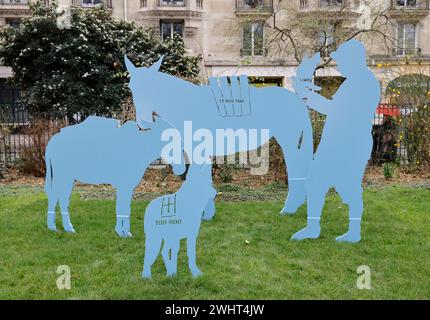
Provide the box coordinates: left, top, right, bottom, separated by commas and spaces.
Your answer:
125, 55, 314, 219
142, 162, 216, 278
45, 116, 184, 237
291, 40, 381, 243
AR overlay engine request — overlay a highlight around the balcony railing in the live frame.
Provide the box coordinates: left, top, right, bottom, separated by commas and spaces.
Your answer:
390, 0, 429, 10
393, 47, 422, 56
74, 0, 112, 8
235, 0, 274, 13
319, 0, 360, 9
0, 0, 29, 5
299, 0, 360, 13
319, 0, 345, 7
157, 0, 187, 7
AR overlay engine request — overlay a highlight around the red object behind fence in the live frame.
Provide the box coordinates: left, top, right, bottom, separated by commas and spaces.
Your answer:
376, 103, 401, 117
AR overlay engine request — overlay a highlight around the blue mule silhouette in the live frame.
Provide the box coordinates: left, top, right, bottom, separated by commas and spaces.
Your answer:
44, 116, 184, 237
142, 163, 216, 278
291, 40, 381, 243
125, 55, 314, 218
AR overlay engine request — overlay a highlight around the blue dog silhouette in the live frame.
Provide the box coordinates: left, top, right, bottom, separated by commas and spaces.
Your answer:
45, 116, 184, 237
142, 163, 216, 278
292, 40, 381, 243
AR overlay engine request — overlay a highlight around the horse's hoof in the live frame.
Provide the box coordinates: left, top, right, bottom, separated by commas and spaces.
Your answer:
116, 229, 132, 238
47, 224, 57, 232
280, 207, 296, 215
191, 269, 203, 278
63, 224, 76, 233
336, 232, 361, 243
141, 271, 151, 279
291, 226, 320, 241
281, 197, 305, 214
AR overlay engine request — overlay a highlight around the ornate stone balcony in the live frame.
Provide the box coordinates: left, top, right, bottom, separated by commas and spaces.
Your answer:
0, 0, 29, 5
138, 0, 203, 21
71, 0, 112, 9
389, 0, 429, 18
235, 0, 274, 17
157, 0, 186, 7
298, 0, 361, 20
370, 47, 430, 65
0, 0, 30, 16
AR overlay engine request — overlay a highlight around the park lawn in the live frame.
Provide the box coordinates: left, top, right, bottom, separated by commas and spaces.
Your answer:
0, 185, 429, 299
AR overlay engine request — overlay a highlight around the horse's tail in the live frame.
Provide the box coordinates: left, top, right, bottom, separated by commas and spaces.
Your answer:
44, 139, 54, 195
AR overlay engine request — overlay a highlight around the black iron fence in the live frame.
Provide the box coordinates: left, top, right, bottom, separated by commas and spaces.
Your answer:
0, 100, 425, 168
0, 103, 30, 164
310, 103, 416, 166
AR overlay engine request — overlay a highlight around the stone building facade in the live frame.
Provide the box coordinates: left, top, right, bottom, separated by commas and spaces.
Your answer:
1, 0, 430, 101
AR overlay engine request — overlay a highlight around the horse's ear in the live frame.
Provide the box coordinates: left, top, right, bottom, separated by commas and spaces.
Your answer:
124, 54, 136, 73
140, 120, 154, 130
149, 55, 164, 72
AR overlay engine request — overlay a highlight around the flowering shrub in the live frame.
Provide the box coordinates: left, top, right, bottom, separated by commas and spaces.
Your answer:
0, 1, 201, 121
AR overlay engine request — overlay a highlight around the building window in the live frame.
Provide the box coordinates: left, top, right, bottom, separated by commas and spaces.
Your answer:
141, 0, 147, 7
396, 0, 417, 7
320, 0, 344, 6
249, 77, 284, 87
300, 0, 309, 9
316, 24, 336, 57
396, 23, 417, 55
317, 27, 334, 47
196, 0, 203, 9
242, 22, 264, 56
82, 0, 102, 6
6, 20, 21, 29
160, 21, 184, 40
159, 0, 185, 6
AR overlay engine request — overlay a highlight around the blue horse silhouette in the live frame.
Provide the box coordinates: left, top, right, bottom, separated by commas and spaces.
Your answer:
125, 56, 314, 218
291, 40, 381, 243
44, 116, 184, 237
143, 163, 217, 278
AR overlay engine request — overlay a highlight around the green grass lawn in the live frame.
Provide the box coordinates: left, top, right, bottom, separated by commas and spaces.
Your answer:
0, 185, 429, 299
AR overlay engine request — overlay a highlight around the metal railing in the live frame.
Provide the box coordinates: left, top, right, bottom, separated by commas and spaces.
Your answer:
0, 107, 30, 164
319, 0, 345, 7
0, 102, 424, 167
235, 0, 274, 12
390, 0, 430, 10
157, 0, 187, 7
78, 0, 112, 8
310, 104, 417, 166
0, 0, 29, 5
393, 47, 422, 56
